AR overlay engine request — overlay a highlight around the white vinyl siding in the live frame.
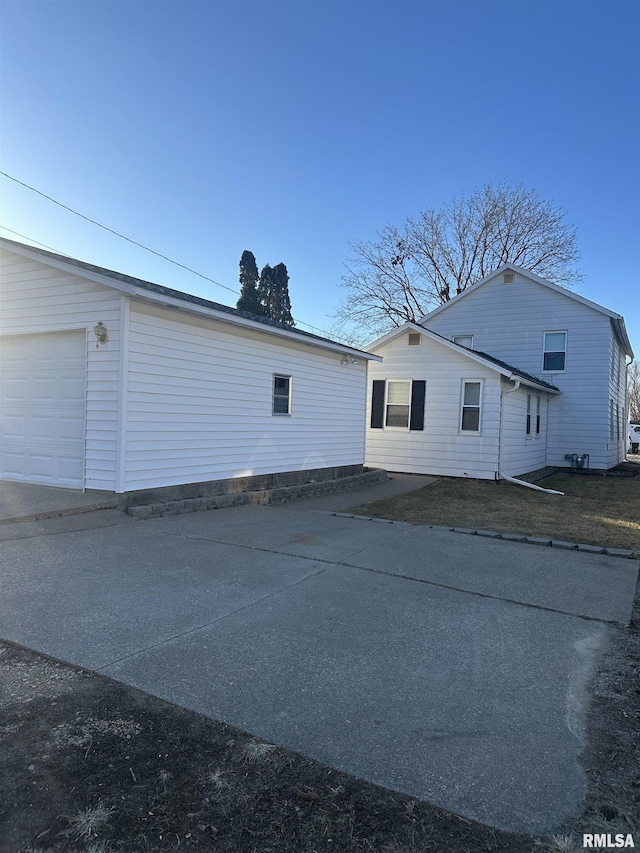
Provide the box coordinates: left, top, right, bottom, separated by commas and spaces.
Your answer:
607, 334, 627, 466
423, 270, 616, 469
0, 248, 122, 489
501, 384, 548, 477
123, 302, 366, 491
365, 332, 502, 479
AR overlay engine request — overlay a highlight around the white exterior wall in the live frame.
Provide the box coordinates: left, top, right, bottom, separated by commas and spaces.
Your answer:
422, 271, 614, 469
123, 301, 367, 491
0, 248, 121, 489
607, 332, 628, 467
500, 382, 549, 477
365, 332, 502, 479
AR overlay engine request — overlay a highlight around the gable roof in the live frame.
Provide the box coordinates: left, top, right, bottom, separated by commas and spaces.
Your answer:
0, 237, 379, 361
417, 263, 634, 358
367, 322, 561, 394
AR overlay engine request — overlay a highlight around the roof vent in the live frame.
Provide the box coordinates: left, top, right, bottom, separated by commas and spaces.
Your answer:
502, 272, 515, 285
408, 332, 422, 346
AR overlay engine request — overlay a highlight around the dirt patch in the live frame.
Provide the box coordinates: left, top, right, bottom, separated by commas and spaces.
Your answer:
1, 574, 639, 853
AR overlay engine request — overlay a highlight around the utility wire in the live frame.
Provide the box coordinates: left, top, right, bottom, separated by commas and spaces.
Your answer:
1, 170, 238, 296
0, 170, 331, 336
0, 226, 62, 254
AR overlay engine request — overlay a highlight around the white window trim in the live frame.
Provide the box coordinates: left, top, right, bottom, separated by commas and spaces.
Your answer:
272, 373, 292, 416
384, 379, 412, 429
526, 393, 532, 437
542, 330, 567, 373
459, 379, 483, 434
535, 395, 542, 437
452, 334, 474, 349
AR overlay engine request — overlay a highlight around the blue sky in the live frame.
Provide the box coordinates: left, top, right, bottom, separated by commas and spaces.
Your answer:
1, 0, 639, 350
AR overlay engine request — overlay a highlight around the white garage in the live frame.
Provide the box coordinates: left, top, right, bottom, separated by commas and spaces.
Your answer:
0, 237, 376, 494
0, 331, 87, 488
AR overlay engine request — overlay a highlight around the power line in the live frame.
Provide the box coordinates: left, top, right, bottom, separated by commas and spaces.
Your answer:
0, 170, 238, 295
0, 226, 62, 254
0, 171, 331, 336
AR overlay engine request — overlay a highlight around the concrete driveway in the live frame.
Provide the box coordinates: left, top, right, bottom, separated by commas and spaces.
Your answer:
0, 487, 637, 835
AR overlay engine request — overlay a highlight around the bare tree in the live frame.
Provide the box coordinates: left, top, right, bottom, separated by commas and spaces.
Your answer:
337, 182, 582, 340
628, 359, 640, 422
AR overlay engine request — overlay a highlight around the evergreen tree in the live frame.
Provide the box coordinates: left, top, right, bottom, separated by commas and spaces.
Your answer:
271, 262, 294, 325
258, 263, 295, 325
257, 263, 275, 318
236, 250, 265, 316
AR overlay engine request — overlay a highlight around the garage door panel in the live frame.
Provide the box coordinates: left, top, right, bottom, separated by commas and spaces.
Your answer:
58, 455, 84, 482
0, 331, 86, 488
3, 377, 27, 403
59, 377, 86, 403
32, 379, 57, 403
31, 415, 55, 440
30, 453, 55, 478
1, 451, 25, 476
3, 415, 27, 439
58, 415, 85, 441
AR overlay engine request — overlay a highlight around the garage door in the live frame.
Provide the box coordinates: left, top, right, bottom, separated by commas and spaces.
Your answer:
0, 331, 86, 488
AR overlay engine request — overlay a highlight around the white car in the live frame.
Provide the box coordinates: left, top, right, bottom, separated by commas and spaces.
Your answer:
628, 423, 640, 454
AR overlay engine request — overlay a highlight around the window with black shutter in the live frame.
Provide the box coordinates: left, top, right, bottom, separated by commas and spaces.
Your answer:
370, 379, 425, 430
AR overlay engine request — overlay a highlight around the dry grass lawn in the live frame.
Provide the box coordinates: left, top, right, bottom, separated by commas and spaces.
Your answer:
351, 469, 640, 551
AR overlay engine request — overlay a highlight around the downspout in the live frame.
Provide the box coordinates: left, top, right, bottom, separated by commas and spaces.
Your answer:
498, 377, 564, 496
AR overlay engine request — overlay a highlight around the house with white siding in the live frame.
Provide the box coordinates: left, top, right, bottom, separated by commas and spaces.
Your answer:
366, 265, 634, 480
0, 238, 377, 494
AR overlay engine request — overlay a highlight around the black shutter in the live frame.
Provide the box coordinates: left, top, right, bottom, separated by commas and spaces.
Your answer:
409, 380, 426, 430
370, 380, 385, 429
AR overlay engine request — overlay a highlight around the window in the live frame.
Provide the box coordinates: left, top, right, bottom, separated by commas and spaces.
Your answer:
536, 396, 541, 435
453, 335, 474, 349
610, 399, 614, 440
370, 380, 426, 431
273, 374, 291, 415
526, 394, 532, 436
616, 402, 620, 441
385, 381, 411, 427
542, 331, 567, 372
460, 381, 482, 432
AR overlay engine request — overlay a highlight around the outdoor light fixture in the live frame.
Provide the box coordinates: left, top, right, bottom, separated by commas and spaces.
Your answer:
93, 322, 108, 347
